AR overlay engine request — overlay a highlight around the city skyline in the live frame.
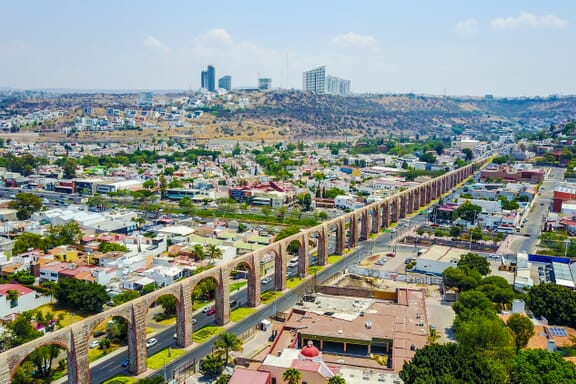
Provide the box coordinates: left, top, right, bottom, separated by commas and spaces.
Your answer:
0, 1, 575, 96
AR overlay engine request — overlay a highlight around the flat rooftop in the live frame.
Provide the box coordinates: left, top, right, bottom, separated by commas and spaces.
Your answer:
270, 290, 429, 372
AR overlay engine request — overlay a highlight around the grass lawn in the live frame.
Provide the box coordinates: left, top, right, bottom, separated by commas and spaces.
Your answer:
286, 277, 303, 289
156, 316, 177, 326
193, 300, 213, 311
36, 303, 85, 327
260, 291, 281, 304
308, 265, 324, 274
229, 281, 247, 292
230, 307, 255, 322
102, 377, 136, 384
147, 348, 185, 370
193, 326, 222, 343
328, 255, 342, 264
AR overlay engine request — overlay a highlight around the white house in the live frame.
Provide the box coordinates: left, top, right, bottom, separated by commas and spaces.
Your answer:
0, 283, 51, 320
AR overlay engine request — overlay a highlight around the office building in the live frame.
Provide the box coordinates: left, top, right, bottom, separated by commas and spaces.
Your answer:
218, 75, 232, 91
302, 66, 326, 94
258, 78, 272, 90
201, 65, 216, 92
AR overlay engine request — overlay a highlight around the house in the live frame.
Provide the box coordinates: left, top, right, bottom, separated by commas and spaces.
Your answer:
229, 367, 270, 384
0, 283, 51, 320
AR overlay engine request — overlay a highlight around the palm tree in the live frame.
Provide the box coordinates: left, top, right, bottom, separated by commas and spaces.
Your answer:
192, 244, 205, 261
328, 375, 347, 384
214, 332, 243, 365
205, 244, 223, 263
282, 368, 302, 384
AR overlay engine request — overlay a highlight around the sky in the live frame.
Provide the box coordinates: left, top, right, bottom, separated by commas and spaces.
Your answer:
1, 0, 575, 96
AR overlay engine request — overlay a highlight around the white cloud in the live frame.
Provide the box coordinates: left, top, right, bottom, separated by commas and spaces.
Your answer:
143, 36, 171, 52
491, 12, 568, 30
203, 28, 232, 44
332, 32, 377, 47
456, 18, 479, 35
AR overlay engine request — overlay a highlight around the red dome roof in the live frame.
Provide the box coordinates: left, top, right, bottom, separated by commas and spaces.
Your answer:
301, 341, 320, 358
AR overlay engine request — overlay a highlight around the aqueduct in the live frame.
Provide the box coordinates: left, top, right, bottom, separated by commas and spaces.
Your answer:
0, 157, 488, 384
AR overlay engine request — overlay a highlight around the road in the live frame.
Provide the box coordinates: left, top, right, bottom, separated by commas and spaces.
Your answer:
510, 167, 564, 254
84, 209, 434, 383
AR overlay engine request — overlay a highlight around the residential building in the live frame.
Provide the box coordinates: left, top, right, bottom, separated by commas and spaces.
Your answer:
326, 75, 351, 96
303, 66, 326, 94
201, 65, 216, 92
0, 283, 51, 320
218, 75, 232, 91
258, 78, 272, 90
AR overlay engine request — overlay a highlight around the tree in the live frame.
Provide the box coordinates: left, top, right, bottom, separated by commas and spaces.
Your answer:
506, 314, 535, 353
282, 368, 302, 384
13, 232, 47, 255
452, 290, 495, 320
527, 283, 576, 328
112, 290, 140, 306
205, 244, 223, 263
215, 374, 231, 384
8, 192, 43, 220
54, 278, 109, 313
214, 332, 243, 365
458, 252, 491, 276
199, 352, 225, 377
142, 179, 156, 189
156, 294, 177, 315
453, 310, 512, 353
419, 152, 436, 164
443, 266, 482, 291
450, 225, 463, 238
462, 148, 474, 161
400, 343, 502, 384
510, 349, 576, 384
192, 244, 205, 261
62, 158, 77, 179
328, 376, 347, 384
159, 174, 167, 200
434, 142, 445, 156
9, 270, 35, 285
6, 311, 42, 346
48, 221, 82, 246
87, 195, 109, 211
455, 201, 482, 223
98, 241, 129, 253
28, 344, 62, 380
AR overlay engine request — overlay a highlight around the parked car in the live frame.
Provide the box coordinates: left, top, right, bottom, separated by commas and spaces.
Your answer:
202, 306, 211, 313
146, 338, 158, 348
192, 318, 197, 325
207, 307, 216, 316
121, 359, 130, 368
89, 340, 100, 349
262, 277, 272, 284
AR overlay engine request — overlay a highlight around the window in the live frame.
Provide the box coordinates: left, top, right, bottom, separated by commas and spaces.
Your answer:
271, 379, 276, 384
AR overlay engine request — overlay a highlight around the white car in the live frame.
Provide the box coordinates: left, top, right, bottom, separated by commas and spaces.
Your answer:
262, 277, 272, 284
192, 318, 197, 325
202, 306, 211, 313
89, 340, 100, 349
146, 338, 158, 348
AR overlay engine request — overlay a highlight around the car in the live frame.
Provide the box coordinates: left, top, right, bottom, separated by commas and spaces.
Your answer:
202, 306, 211, 313
121, 359, 130, 368
262, 277, 272, 284
207, 307, 216, 316
94, 330, 106, 338
390, 229, 397, 233
540, 202, 544, 206
146, 338, 158, 348
386, 252, 395, 257
173, 333, 178, 339
192, 318, 197, 325
89, 340, 100, 349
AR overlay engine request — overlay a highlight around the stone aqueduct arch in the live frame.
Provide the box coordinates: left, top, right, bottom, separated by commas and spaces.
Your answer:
0, 159, 487, 384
